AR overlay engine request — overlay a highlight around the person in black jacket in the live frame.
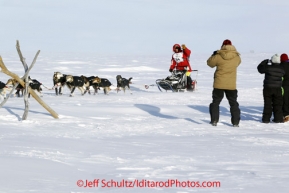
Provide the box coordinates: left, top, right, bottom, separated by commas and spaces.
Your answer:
257, 54, 285, 123
280, 53, 289, 122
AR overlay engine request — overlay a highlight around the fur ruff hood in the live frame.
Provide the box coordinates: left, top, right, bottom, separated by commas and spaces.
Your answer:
216, 45, 240, 60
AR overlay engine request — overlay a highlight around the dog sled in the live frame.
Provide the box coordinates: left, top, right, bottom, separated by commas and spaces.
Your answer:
155, 70, 198, 92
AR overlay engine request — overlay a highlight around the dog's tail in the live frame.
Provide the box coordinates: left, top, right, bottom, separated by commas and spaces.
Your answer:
128, 77, 133, 84
109, 85, 118, 90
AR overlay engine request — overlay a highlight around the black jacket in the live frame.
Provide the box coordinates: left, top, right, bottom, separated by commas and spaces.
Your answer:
281, 61, 289, 87
257, 59, 285, 88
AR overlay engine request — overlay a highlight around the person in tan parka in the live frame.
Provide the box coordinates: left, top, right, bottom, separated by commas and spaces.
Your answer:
207, 39, 241, 127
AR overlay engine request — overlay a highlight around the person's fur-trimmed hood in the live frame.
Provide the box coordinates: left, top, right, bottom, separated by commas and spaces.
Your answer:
216, 45, 240, 60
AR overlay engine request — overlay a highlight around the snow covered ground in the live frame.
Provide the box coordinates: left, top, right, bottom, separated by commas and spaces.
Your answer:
0, 52, 288, 193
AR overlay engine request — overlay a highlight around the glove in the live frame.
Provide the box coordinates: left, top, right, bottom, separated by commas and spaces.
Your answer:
212, 50, 218, 56
181, 44, 186, 49
169, 69, 173, 72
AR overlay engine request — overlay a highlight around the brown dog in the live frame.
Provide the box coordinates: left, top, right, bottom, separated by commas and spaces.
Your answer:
6, 78, 24, 97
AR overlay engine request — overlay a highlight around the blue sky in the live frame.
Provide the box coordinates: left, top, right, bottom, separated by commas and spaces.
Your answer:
0, 0, 289, 55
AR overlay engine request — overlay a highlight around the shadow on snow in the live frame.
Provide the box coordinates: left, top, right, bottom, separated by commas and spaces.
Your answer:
3, 106, 52, 120
134, 104, 201, 124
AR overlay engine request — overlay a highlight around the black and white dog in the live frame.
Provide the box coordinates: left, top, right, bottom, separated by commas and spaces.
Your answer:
52, 72, 69, 95
91, 77, 112, 95
81, 75, 100, 95
65, 75, 86, 96
28, 77, 43, 97
116, 75, 132, 93
0, 81, 10, 100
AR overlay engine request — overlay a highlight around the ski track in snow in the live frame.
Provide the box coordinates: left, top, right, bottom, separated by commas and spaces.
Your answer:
0, 53, 289, 193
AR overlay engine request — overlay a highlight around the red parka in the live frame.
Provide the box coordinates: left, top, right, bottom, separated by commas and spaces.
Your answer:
169, 44, 192, 72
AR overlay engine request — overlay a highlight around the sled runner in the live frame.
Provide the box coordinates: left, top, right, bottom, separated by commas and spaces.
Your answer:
156, 70, 198, 92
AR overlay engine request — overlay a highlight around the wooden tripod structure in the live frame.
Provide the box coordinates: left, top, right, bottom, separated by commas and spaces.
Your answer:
0, 40, 59, 120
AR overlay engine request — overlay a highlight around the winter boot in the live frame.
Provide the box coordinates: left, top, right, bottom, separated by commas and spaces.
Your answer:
210, 121, 217, 126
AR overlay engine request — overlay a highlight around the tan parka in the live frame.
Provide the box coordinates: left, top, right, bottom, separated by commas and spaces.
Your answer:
207, 45, 241, 90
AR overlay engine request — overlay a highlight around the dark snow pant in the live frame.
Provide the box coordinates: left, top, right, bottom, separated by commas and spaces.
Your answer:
282, 86, 289, 117
262, 87, 283, 122
209, 88, 240, 125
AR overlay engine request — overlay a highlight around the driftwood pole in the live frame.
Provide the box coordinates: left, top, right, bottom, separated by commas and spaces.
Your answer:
16, 40, 36, 120
0, 41, 59, 119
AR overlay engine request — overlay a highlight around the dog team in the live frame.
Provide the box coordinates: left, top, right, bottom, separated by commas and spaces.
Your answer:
0, 73, 133, 99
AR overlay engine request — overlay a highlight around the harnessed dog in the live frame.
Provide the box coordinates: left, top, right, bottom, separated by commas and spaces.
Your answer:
0, 81, 10, 100
91, 77, 112, 95
52, 72, 70, 95
6, 78, 24, 97
81, 75, 101, 95
65, 75, 86, 96
116, 75, 132, 93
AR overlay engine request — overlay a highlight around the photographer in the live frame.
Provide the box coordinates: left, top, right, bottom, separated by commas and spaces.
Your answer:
257, 54, 285, 123
207, 39, 241, 127
169, 44, 194, 91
